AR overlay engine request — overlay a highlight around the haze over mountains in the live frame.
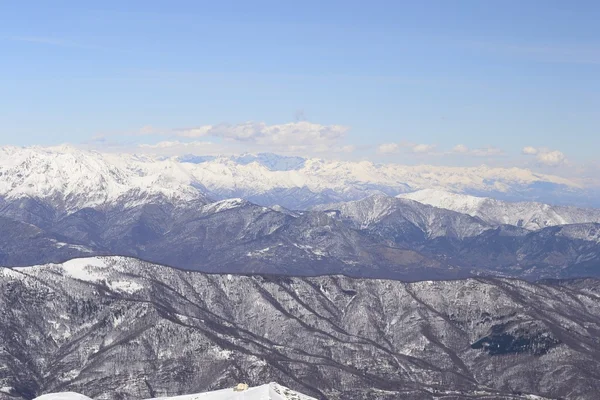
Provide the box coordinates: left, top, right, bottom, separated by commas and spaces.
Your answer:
1, 146, 600, 281
0, 146, 595, 211
3, 257, 599, 400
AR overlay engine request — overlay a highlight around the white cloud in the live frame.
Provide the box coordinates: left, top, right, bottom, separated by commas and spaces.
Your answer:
522, 146, 567, 167
177, 125, 214, 138
522, 146, 539, 155
175, 121, 349, 149
536, 150, 567, 167
450, 145, 504, 157
470, 146, 504, 156
411, 143, 437, 154
339, 145, 356, 153
452, 144, 469, 153
377, 142, 437, 155
377, 143, 400, 154
90, 120, 354, 156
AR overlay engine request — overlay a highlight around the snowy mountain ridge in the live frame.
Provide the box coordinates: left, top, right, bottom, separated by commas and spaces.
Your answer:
148, 382, 315, 400
399, 189, 600, 230
314, 194, 491, 239
30, 383, 315, 400
2, 256, 594, 400
0, 145, 591, 211
0, 146, 209, 212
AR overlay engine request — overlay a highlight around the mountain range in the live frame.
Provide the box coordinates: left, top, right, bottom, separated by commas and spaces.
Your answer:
1, 146, 597, 211
2, 146, 600, 399
1, 146, 600, 281
1, 257, 599, 400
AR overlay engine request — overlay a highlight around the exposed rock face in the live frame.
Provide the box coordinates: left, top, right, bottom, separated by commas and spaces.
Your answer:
1, 257, 599, 400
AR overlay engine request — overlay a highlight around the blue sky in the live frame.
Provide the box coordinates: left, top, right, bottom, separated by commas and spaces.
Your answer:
1, 1, 599, 178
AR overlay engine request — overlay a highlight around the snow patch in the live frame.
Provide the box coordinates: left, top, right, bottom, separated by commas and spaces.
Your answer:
60, 257, 109, 283
202, 198, 246, 214
108, 280, 144, 294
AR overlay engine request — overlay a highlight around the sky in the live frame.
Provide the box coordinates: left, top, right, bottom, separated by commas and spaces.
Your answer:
1, 1, 599, 182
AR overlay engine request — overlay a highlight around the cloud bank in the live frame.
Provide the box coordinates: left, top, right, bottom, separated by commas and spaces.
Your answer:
522, 146, 567, 167
174, 121, 349, 152
84, 120, 586, 181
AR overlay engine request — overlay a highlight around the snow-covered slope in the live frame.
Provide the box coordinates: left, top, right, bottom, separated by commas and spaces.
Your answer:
314, 194, 491, 239
0, 146, 589, 212
1, 256, 593, 400
149, 383, 315, 400
0, 146, 209, 212
30, 384, 314, 400
33, 393, 92, 400
400, 189, 600, 230
177, 154, 584, 208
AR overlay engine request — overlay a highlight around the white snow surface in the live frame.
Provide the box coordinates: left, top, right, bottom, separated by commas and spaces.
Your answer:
29, 384, 314, 400
60, 257, 110, 282
315, 194, 491, 239
400, 189, 600, 230
148, 383, 315, 400
0, 145, 582, 212
33, 393, 92, 400
0, 145, 207, 212
14, 256, 146, 293
201, 198, 248, 213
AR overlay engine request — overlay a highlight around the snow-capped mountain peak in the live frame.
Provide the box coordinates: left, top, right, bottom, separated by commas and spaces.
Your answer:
0, 146, 209, 212
398, 188, 489, 212
399, 189, 600, 230
0, 146, 596, 214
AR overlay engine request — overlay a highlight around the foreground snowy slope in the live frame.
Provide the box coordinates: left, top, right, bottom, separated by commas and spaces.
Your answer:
33, 394, 92, 400
400, 189, 600, 230
149, 383, 314, 400
31, 384, 315, 400
1, 256, 598, 400
0, 146, 591, 211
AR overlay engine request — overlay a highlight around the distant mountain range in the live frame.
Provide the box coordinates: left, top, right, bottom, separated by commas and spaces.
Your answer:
1, 145, 600, 281
1, 146, 598, 211
1, 257, 598, 400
